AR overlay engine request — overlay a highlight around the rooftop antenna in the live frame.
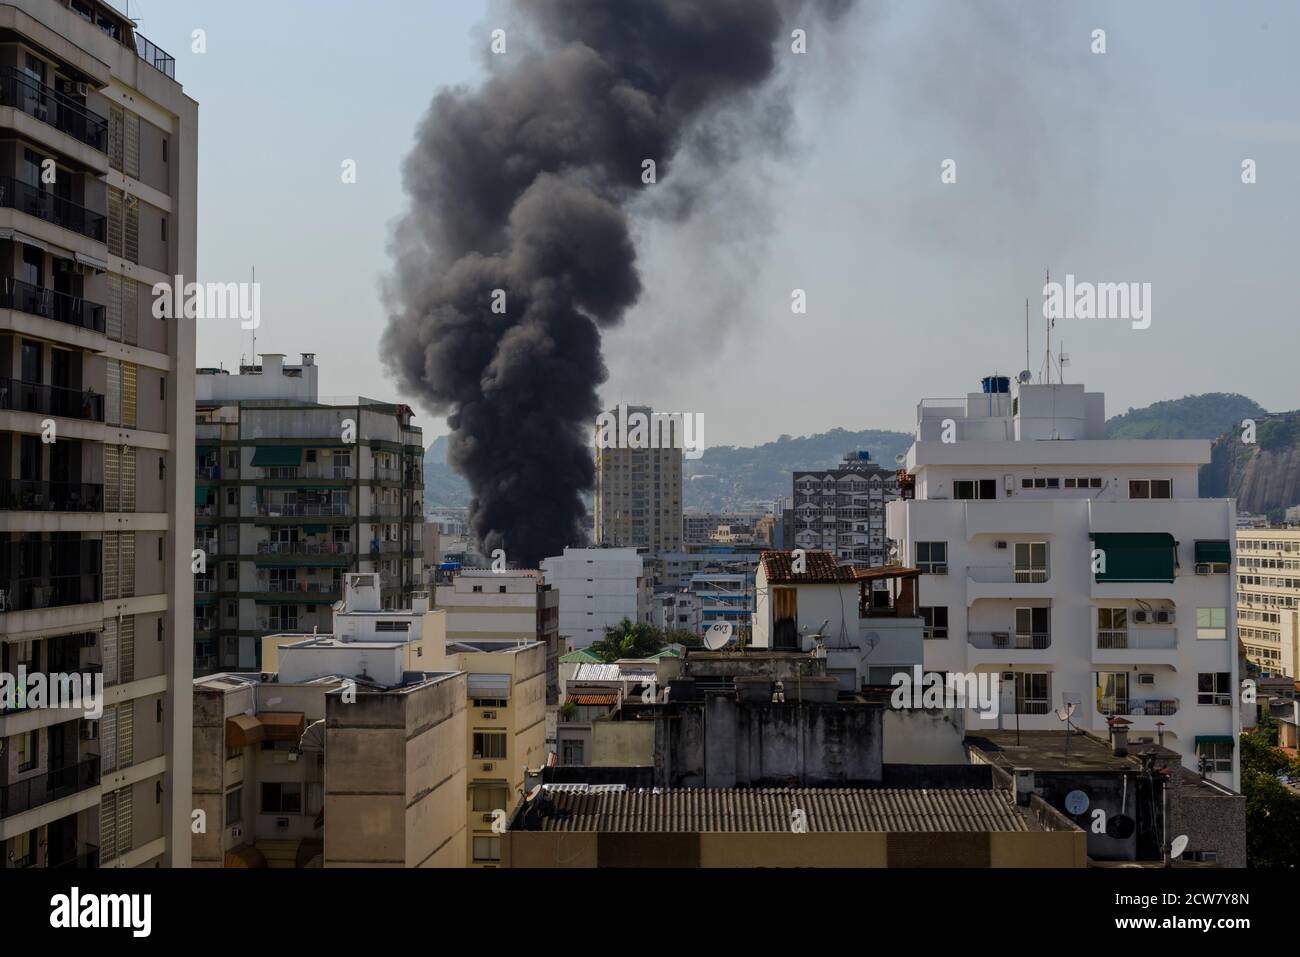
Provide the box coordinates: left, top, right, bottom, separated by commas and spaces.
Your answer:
250, 265, 256, 363
1044, 268, 1052, 385
1055, 700, 1077, 756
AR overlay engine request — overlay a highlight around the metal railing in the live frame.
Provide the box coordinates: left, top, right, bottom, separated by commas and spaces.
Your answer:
49, 844, 100, 869
194, 578, 217, 593
259, 617, 300, 632
0, 378, 105, 421
1096, 628, 1179, 650
1100, 697, 1180, 716
134, 33, 176, 79
0, 573, 100, 612
967, 566, 1050, 584
255, 502, 350, 517
256, 541, 348, 556
968, 630, 1051, 650
0, 479, 103, 512
194, 617, 217, 634
0, 756, 99, 818
0, 176, 106, 241
0, 277, 106, 332
256, 580, 339, 594
264, 465, 353, 480
0, 68, 108, 151
1015, 698, 1051, 715
195, 465, 220, 479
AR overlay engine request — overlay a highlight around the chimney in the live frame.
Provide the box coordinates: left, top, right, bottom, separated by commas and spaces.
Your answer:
1108, 715, 1132, 756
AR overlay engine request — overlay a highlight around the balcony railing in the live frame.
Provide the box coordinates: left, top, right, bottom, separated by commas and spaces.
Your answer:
135, 33, 177, 79
195, 504, 217, 518
1099, 697, 1180, 716
256, 502, 350, 517
1015, 698, 1051, 715
0, 277, 106, 333
49, 844, 100, 869
0, 573, 100, 612
258, 617, 300, 632
257, 541, 348, 556
0, 67, 109, 152
264, 465, 353, 480
0, 756, 99, 818
0, 378, 105, 421
194, 578, 217, 593
0, 479, 103, 512
967, 566, 1049, 584
1096, 628, 1179, 650
195, 464, 219, 479
194, 617, 217, 634
256, 580, 339, 594
0, 176, 106, 241
968, 630, 1051, 650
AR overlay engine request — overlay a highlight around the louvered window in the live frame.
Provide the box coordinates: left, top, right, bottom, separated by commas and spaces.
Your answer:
104, 446, 120, 511
121, 362, 137, 428
120, 447, 136, 511
100, 705, 117, 772
118, 615, 135, 684
108, 104, 125, 171
102, 532, 119, 600
105, 360, 121, 425
107, 186, 124, 257
123, 111, 140, 178
124, 195, 139, 264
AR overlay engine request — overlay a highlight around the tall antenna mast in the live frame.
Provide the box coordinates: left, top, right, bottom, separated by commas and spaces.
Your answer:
1025, 297, 1030, 378
1044, 268, 1051, 385
250, 265, 256, 362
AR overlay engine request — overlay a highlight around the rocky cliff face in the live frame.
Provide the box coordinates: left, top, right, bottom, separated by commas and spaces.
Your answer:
1200, 412, 1300, 514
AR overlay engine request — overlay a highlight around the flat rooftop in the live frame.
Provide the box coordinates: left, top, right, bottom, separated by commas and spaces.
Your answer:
512, 787, 1028, 833
967, 729, 1180, 773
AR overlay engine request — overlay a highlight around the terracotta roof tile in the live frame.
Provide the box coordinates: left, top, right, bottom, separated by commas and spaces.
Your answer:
759, 549, 855, 584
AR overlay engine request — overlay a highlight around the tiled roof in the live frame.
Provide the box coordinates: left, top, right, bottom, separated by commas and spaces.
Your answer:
569, 693, 618, 706
759, 550, 855, 584
526, 787, 1027, 833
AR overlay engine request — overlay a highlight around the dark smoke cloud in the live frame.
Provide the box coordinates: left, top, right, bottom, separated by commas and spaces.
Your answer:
383, 0, 853, 566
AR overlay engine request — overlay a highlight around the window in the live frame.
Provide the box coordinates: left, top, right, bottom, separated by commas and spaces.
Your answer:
472, 785, 509, 813
472, 585, 483, 593
226, 744, 241, 760
225, 787, 242, 824
1196, 740, 1233, 774
1015, 673, 1050, 714
1014, 607, 1050, 645
226, 487, 237, 506
1097, 607, 1128, 644
225, 562, 237, 583
261, 782, 302, 814
473, 732, 507, 759
919, 606, 948, 639
17, 730, 38, 772
473, 698, 507, 709
374, 620, 410, 632
954, 479, 997, 501
1196, 608, 1226, 639
1197, 672, 1232, 706
11, 830, 34, 868
916, 541, 947, 574
561, 739, 585, 765
473, 836, 501, 863
1013, 542, 1048, 582
161, 217, 167, 242
1129, 479, 1172, 499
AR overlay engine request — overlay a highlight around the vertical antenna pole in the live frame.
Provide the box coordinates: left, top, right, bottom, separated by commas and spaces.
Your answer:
1045, 268, 1051, 385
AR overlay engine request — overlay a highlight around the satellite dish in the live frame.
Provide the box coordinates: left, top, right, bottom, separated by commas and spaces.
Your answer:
1106, 814, 1136, 840
332, 600, 345, 612
1017, 370, 1032, 383
525, 785, 542, 802
1064, 790, 1089, 815
703, 622, 733, 650
1055, 701, 1076, 722
1170, 834, 1189, 859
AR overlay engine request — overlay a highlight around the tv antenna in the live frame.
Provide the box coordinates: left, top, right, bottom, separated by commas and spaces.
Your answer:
1055, 700, 1077, 756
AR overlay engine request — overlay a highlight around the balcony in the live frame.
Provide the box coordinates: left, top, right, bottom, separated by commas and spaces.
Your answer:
1098, 697, 1180, 720
0, 573, 100, 612
0, 756, 100, 818
194, 617, 217, 635
195, 464, 220, 479
255, 502, 350, 517
968, 630, 1050, 650
263, 465, 353, 480
256, 541, 348, 557
1092, 627, 1179, 667
0, 277, 106, 333
0, 378, 105, 422
135, 33, 177, 80
0, 177, 106, 242
965, 565, 1052, 603
0, 68, 109, 152
258, 616, 301, 632
1014, 698, 1051, 715
0, 479, 103, 512
50, 844, 100, 869
255, 579, 340, 595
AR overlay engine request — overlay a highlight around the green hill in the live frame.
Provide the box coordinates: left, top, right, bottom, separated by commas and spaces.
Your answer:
1104, 393, 1265, 440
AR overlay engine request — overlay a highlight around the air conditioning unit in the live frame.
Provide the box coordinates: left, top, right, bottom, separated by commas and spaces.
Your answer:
274, 817, 290, 830
80, 718, 98, 740
77, 82, 90, 97
1133, 610, 1150, 624
1138, 673, 1155, 685
230, 825, 243, 839
481, 762, 495, 772
482, 711, 496, 720
1155, 610, 1174, 624
481, 813, 494, 823
1001, 672, 1015, 681
994, 541, 1008, 550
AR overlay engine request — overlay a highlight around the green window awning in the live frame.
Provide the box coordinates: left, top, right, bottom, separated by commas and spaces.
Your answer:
1194, 735, 1235, 747
304, 524, 327, 533
196, 446, 213, 456
194, 486, 212, 506
1195, 540, 1231, 565
1092, 533, 1176, 583
251, 446, 302, 467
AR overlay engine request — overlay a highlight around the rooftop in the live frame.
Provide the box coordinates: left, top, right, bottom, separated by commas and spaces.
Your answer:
512, 787, 1028, 833
759, 549, 855, 584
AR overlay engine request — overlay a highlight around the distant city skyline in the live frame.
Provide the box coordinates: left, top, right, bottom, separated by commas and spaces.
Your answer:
131, 0, 1299, 447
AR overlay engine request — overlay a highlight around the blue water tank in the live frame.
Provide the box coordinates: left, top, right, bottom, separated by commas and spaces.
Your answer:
981, 375, 1010, 394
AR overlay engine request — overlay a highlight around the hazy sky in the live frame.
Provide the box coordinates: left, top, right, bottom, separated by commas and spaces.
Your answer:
131, 0, 1298, 447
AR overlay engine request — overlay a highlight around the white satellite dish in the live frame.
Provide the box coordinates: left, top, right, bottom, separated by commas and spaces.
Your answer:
703, 622, 733, 650
1064, 790, 1089, 815
894, 453, 905, 465
525, 785, 542, 802
1170, 834, 1189, 859
1017, 369, 1032, 383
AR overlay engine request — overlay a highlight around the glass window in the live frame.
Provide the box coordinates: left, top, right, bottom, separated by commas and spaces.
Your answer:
1196, 608, 1226, 639
916, 541, 947, 574
261, 782, 302, 814
472, 836, 501, 862
225, 788, 242, 824
920, 606, 948, 639
1196, 741, 1233, 774
473, 732, 507, 759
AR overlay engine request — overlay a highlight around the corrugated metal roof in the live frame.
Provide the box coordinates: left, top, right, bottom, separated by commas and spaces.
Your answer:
572, 663, 622, 682
467, 672, 512, 696
528, 788, 1027, 833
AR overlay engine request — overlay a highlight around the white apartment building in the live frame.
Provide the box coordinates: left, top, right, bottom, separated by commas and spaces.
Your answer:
793, 452, 900, 567
690, 570, 751, 638
540, 546, 650, 649
886, 377, 1240, 790
1236, 528, 1300, 678
1, 0, 196, 870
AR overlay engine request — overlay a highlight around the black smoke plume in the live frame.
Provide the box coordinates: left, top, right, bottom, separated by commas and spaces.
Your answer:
383, 0, 852, 567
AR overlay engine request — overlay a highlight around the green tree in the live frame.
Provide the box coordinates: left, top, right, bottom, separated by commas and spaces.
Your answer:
589, 618, 668, 663
1240, 727, 1300, 868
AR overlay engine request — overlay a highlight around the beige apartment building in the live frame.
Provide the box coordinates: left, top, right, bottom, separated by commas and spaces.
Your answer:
437, 635, 546, 867
1237, 528, 1300, 678
0, 0, 195, 869
594, 404, 682, 554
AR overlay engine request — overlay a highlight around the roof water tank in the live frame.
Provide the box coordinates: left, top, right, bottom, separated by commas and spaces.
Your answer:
981, 375, 1010, 394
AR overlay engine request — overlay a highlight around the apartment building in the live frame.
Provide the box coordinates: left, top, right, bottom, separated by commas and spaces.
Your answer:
540, 545, 651, 649
1236, 528, 1300, 678
0, 0, 195, 869
436, 635, 546, 867
192, 637, 467, 868
690, 570, 752, 637
194, 354, 424, 675
594, 404, 682, 554
792, 451, 899, 567
886, 376, 1241, 789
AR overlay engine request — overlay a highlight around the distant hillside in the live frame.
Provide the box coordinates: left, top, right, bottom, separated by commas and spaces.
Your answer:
423, 435, 470, 509
683, 428, 914, 511
1104, 393, 1265, 440
1201, 411, 1300, 517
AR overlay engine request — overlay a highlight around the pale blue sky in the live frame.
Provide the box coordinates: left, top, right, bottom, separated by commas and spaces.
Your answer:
129, 0, 1299, 446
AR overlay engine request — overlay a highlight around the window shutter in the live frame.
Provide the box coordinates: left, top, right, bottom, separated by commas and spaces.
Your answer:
115, 786, 133, 858
120, 533, 135, 598
123, 111, 140, 178
121, 362, 137, 428
105, 360, 122, 426
120, 447, 136, 511
119, 615, 135, 684
103, 446, 120, 512
101, 619, 119, 686
100, 790, 118, 861
100, 705, 117, 772
124, 196, 139, 264
107, 186, 124, 258
106, 273, 123, 341
117, 701, 134, 769
102, 532, 119, 601
122, 278, 138, 345
109, 104, 125, 171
